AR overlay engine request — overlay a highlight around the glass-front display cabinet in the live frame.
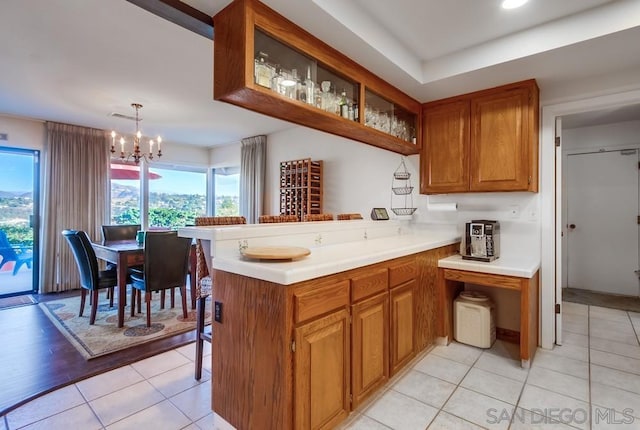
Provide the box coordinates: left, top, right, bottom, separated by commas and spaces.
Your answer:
214, 0, 421, 155
254, 30, 360, 123
365, 88, 417, 144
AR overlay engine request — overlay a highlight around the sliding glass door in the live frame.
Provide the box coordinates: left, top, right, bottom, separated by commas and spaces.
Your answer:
0, 147, 39, 297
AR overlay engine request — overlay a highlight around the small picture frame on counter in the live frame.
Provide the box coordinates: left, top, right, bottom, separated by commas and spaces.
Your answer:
370, 207, 389, 220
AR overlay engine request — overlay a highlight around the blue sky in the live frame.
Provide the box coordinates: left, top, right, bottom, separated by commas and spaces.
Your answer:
0, 152, 34, 193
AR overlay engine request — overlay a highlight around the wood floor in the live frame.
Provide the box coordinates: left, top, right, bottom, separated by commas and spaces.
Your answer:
0, 293, 196, 416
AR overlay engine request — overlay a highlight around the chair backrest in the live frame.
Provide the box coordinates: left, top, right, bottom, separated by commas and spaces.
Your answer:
193, 216, 247, 289
195, 216, 246, 226
258, 215, 299, 223
0, 229, 18, 260
337, 213, 363, 220
101, 224, 141, 244
303, 213, 334, 222
62, 230, 99, 290
143, 231, 192, 292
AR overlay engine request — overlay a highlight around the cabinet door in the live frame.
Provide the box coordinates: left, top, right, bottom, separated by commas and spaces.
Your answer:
294, 309, 351, 430
421, 101, 470, 194
390, 280, 416, 375
351, 292, 388, 408
470, 86, 532, 191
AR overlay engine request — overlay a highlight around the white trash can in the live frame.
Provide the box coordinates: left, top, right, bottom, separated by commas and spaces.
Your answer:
454, 291, 496, 348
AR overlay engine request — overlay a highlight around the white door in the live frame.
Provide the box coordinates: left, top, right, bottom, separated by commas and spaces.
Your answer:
566, 149, 639, 296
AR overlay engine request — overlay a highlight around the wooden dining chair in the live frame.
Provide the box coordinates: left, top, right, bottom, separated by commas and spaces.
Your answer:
337, 213, 363, 220
101, 224, 141, 243
194, 215, 246, 379
258, 214, 299, 223
303, 213, 334, 221
62, 230, 118, 325
129, 231, 191, 327
101, 224, 141, 305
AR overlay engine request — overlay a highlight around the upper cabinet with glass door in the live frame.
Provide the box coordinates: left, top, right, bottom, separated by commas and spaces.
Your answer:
213, 0, 421, 155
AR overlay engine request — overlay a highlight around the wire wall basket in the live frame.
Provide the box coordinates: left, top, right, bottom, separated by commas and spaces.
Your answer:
391, 158, 417, 217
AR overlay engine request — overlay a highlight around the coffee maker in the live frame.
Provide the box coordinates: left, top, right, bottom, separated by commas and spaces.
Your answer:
461, 220, 500, 262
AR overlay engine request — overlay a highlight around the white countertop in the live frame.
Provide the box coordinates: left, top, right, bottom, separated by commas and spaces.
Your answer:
438, 253, 540, 278
212, 230, 460, 285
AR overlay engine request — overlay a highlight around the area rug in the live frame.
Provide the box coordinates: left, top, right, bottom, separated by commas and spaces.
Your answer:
39, 294, 210, 359
0, 294, 37, 310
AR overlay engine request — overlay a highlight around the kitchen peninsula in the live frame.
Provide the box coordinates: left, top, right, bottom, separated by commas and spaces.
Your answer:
179, 220, 459, 430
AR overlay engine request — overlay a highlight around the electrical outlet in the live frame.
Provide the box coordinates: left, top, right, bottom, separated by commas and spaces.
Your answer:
508, 205, 520, 219
214, 301, 223, 323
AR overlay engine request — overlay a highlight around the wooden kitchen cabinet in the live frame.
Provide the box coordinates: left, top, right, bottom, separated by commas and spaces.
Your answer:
213, 0, 421, 155
389, 280, 416, 375
388, 256, 417, 375
212, 245, 457, 430
422, 101, 470, 193
294, 308, 351, 430
420, 79, 539, 194
351, 291, 389, 409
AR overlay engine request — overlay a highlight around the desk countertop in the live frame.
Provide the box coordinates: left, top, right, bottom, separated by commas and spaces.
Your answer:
438, 253, 540, 278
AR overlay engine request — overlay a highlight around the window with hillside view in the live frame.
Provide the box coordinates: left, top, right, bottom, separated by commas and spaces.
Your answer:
214, 167, 239, 216
110, 163, 206, 229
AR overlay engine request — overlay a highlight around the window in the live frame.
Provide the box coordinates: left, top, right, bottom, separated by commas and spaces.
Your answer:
110, 162, 141, 225
213, 167, 239, 216
110, 162, 207, 229
148, 166, 206, 229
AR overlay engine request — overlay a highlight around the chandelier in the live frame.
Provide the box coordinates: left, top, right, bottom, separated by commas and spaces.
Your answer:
110, 103, 162, 164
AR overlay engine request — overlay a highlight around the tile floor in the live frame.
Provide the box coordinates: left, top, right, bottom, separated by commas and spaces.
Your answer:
1, 302, 639, 429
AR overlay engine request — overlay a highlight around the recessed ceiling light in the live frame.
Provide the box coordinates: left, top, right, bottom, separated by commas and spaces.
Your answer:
502, 0, 528, 9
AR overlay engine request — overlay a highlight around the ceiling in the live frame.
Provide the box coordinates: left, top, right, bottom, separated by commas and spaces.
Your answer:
1, 0, 639, 149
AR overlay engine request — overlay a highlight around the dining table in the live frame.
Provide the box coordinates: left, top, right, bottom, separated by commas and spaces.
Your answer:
92, 240, 197, 328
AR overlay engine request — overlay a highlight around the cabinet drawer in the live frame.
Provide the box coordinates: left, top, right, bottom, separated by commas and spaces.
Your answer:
389, 259, 417, 288
294, 280, 350, 323
352, 268, 388, 302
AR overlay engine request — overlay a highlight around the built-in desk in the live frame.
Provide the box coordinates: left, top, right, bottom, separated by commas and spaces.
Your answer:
438, 254, 540, 368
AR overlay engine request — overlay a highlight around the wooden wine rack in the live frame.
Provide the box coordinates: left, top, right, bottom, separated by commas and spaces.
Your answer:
279, 159, 323, 221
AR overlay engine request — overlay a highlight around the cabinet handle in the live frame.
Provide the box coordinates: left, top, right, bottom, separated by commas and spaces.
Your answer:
568, 224, 576, 230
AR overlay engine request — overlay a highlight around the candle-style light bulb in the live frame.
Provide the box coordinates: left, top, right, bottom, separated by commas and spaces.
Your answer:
110, 131, 116, 153
157, 136, 162, 157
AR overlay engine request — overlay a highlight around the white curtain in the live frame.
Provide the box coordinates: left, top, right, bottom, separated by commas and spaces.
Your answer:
41, 122, 110, 293
239, 135, 266, 224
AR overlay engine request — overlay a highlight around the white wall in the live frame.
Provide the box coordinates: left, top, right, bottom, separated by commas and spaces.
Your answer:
0, 115, 46, 150
563, 120, 640, 150
266, 126, 410, 216
210, 142, 241, 168
155, 141, 210, 168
